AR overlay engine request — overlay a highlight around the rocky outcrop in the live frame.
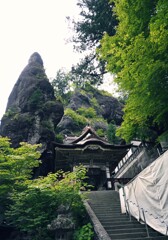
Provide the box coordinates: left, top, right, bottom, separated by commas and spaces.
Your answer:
67, 91, 91, 110
94, 91, 123, 125
0, 52, 64, 174
58, 116, 80, 135
57, 87, 123, 137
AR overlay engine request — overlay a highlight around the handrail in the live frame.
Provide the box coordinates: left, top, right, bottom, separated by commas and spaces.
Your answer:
122, 187, 168, 236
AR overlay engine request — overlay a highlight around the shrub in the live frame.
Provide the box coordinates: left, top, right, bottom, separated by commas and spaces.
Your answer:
73, 223, 94, 240
55, 133, 64, 143
41, 120, 54, 131
65, 108, 87, 127
90, 97, 99, 109
77, 107, 96, 119
96, 128, 105, 137
28, 89, 43, 110
4, 107, 18, 118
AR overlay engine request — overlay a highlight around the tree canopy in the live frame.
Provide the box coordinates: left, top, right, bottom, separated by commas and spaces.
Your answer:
69, 0, 117, 84
99, 0, 168, 142
71, 0, 117, 51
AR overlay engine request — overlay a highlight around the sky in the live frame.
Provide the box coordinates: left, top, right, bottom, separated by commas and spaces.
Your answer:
0, 0, 81, 119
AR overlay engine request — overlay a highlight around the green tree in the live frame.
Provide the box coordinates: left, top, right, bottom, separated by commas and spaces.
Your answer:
51, 68, 91, 98
71, 0, 117, 51
107, 123, 120, 144
0, 137, 40, 220
100, 0, 168, 142
68, 0, 117, 84
0, 137, 90, 239
6, 166, 88, 240
51, 69, 71, 99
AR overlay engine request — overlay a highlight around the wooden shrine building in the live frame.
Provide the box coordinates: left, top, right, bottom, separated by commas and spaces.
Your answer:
53, 126, 131, 190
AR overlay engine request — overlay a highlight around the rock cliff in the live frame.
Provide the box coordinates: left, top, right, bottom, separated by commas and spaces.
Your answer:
0, 52, 64, 174
57, 86, 123, 140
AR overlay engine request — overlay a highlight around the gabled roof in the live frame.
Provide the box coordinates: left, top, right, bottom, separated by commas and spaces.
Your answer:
53, 126, 131, 150
70, 126, 109, 145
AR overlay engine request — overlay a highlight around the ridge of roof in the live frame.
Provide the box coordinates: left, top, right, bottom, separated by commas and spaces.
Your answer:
71, 126, 109, 144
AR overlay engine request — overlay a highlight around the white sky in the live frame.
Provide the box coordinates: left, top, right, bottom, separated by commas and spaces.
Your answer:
0, 0, 81, 119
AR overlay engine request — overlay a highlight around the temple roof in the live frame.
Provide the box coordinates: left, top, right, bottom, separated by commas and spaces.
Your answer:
54, 126, 131, 149
53, 126, 132, 171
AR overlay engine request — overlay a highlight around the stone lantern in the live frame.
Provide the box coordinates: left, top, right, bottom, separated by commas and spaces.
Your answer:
47, 205, 75, 240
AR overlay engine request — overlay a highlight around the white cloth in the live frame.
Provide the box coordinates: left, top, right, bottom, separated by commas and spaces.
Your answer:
119, 150, 168, 235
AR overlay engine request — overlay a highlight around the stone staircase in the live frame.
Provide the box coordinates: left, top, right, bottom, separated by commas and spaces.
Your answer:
86, 190, 168, 240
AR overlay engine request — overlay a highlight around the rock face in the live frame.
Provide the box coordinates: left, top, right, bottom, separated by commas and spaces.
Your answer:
67, 92, 91, 110
57, 87, 123, 136
0, 52, 64, 174
94, 91, 123, 125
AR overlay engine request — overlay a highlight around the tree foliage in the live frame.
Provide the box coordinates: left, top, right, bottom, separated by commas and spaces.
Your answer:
107, 123, 120, 144
0, 137, 90, 239
77, 107, 96, 118
0, 137, 40, 219
100, 0, 168, 142
71, 54, 106, 86
71, 0, 117, 51
74, 223, 94, 240
51, 68, 98, 97
7, 166, 88, 240
51, 69, 71, 99
64, 108, 87, 127
69, 0, 117, 84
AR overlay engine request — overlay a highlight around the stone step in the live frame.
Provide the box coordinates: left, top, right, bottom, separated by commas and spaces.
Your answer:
107, 227, 162, 235
93, 207, 120, 210
99, 218, 138, 225
108, 228, 147, 234
86, 191, 168, 240
88, 201, 120, 205
90, 205, 121, 209
94, 213, 127, 217
95, 215, 129, 220
92, 209, 121, 212
98, 217, 131, 223
104, 223, 146, 230
91, 208, 121, 212
108, 231, 162, 239
115, 237, 168, 240
98, 217, 134, 223
91, 202, 119, 204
